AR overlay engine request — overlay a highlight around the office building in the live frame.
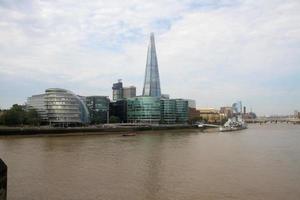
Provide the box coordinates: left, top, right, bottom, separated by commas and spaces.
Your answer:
26, 94, 48, 121
123, 86, 136, 99
160, 99, 176, 124
220, 107, 233, 118
86, 96, 110, 124
142, 33, 161, 97
44, 88, 90, 125
112, 80, 123, 101
27, 89, 90, 125
109, 100, 128, 123
198, 108, 220, 123
294, 110, 300, 119
186, 99, 196, 109
175, 99, 189, 123
161, 94, 170, 99
127, 96, 161, 124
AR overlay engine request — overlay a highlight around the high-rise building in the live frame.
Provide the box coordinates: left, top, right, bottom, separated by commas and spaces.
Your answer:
142, 33, 161, 97
123, 86, 136, 99
112, 79, 123, 101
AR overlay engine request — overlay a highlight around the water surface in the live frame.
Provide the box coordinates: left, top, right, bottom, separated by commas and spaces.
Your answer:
1, 124, 300, 200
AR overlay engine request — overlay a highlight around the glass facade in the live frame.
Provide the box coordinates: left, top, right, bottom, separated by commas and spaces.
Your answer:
86, 96, 109, 124
160, 99, 176, 124
142, 33, 161, 97
127, 97, 188, 124
109, 100, 127, 123
112, 80, 123, 101
127, 96, 161, 124
175, 99, 189, 124
26, 94, 48, 121
44, 88, 90, 125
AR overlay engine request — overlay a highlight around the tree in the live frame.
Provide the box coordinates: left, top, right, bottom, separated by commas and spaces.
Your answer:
1, 104, 42, 126
109, 116, 120, 123
2, 104, 26, 126
26, 109, 41, 126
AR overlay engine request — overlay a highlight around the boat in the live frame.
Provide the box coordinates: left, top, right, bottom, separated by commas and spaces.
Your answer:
220, 115, 247, 132
219, 101, 247, 132
122, 132, 137, 136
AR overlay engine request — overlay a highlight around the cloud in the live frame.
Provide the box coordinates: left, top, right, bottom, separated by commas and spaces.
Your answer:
0, 0, 299, 115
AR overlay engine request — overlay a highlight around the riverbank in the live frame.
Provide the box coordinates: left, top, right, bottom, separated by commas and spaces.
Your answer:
0, 124, 200, 136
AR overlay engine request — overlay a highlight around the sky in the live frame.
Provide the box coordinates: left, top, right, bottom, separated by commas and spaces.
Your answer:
0, 0, 299, 116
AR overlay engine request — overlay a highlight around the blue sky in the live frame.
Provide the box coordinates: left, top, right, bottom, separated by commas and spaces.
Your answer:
0, 0, 299, 115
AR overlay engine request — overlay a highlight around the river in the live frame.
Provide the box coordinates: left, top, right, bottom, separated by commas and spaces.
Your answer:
0, 124, 300, 200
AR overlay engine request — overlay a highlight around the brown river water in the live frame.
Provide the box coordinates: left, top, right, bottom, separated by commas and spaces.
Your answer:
0, 123, 300, 200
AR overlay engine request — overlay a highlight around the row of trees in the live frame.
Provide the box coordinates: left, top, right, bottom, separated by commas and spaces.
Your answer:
0, 104, 42, 126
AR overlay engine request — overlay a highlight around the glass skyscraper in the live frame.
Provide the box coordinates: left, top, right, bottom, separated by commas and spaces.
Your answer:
126, 33, 189, 125
142, 33, 161, 97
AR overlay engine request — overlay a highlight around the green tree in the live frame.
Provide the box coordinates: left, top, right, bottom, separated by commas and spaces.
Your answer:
26, 109, 41, 126
1, 104, 42, 126
109, 116, 120, 123
2, 104, 26, 126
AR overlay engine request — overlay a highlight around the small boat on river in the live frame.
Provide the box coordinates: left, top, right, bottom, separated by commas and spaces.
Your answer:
122, 132, 137, 136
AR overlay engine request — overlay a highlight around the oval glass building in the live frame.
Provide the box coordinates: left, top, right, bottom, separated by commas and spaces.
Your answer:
45, 88, 89, 126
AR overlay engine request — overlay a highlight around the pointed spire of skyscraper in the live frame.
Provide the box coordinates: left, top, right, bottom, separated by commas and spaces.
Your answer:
142, 33, 161, 97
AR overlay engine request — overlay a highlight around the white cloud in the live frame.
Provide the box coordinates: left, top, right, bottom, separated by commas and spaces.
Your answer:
0, 0, 299, 115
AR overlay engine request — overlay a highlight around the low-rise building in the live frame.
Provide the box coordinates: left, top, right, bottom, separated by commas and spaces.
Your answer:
160, 99, 176, 124
127, 96, 161, 124
127, 97, 188, 124
109, 100, 128, 123
27, 88, 90, 126
220, 107, 233, 118
198, 108, 221, 123
295, 110, 300, 119
26, 94, 48, 121
45, 88, 90, 125
175, 99, 189, 124
86, 96, 110, 124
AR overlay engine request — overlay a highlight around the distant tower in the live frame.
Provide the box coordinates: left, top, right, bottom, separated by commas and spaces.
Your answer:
142, 33, 161, 97
123, 86, 136, 99
112, 79, 123, 101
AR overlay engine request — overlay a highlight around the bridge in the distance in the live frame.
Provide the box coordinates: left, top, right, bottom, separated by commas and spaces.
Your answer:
245, 117, 300, 124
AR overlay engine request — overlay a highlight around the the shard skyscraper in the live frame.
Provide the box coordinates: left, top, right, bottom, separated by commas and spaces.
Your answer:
142, 33, 161, 97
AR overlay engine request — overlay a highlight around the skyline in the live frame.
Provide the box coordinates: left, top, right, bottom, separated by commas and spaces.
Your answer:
0, 0, 300, 115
